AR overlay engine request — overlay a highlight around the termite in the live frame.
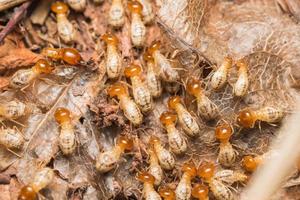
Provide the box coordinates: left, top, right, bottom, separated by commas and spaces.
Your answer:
210, 56, 233, 90
150, 136, 175, 170
137, 0, 154, 24
236, 106, 284, 128
107, 83, 143, 125
10, 59, 53, 88
101, 33, 122, 79
0, 127, 24, 149
214, 169, 248, 185
198, 161, 234, 200
124, 64, 152, 112
175, 162, 197, 200
42, 47, 82, 65
67, 0, 86, 12
168, 96, 200, 137
137, 171, 162, 200
108, 0, 125, 28
144, 52, 162, 98
191, 183, 209, 200
54, 107, 76, 155
242, 155, 263, 172
187, 78, 219, 120
159, 186, 175, 200
215, 122, 236, 167
0, 100, 28, 120
51, 1, 75, 43
148, 148, 163, 186
128, 1, 146, 47
233, 59, 249, 97
147, 42, 179, 82
159, 111, 187, 154
96, 136, 133, 173
18, 167, 54, 200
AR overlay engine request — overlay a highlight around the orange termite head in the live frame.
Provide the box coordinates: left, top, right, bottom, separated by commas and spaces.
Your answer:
192, 183, 209, 200
187, 78, 202, 96
54, 107, 72, 124
158, 186, 176, 200
51, 1, 69, 15
107, 83, 128, 98
33, 59, 54, 74
148, 41, 161, 55
117, 136, 134, 151
128, 0, 143, 15
136, 171, 155, 184
168, 96, 181, 110
124, 64, 142, 78
215, 122, 233, 143
242, 155, 258, 172
160, 111, 177, 126
182, 162, 197, 177
42, 47, 60, 60
197, 161, 215, 181
58, 48, 82, 65
143, 52, 154, 63
149, 136, 160, 145
101, 33, 119, 46
18, 185, 37, 200
223, 56, 233, 67
236, 58, 248, 70
236, 108, 256, 128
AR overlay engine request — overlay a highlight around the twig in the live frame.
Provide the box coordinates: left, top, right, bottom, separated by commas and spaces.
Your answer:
0, 1, 32, 43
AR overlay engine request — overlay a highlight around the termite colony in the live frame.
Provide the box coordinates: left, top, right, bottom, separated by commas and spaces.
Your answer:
0, 0, 294, 200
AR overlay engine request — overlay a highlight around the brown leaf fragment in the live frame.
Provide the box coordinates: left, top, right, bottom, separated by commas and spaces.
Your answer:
30, 0, 51, 25
0, 184, 10, 200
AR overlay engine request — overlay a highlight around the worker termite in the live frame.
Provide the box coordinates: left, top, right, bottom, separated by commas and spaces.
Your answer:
175, 162, 197, 200
187, 78, 219, 120
198, 161, 234, 200
168, 96, 200, 137
137, 171, 162, 200
150, 136, 175, 170
101, 33, 122, 79
54, 107, 76, 155
236, 106, 284, 128
124, 64, 152, 112
144, 52, 162, 98
128, 1, 146, 47
233, 59, 249, 97
0, 127, 24, 149
10, 59, 54, 88
191, 183, 209, 200
107, 83, 143, 125
148, 148, 163, 186
242, 155, 263, 172
18, 167, 54, 200
159, 111, 187, 154
96, 136, 133, 173
147, 42, 180, 82
67, 0, 86, 12
51, 1, 75, 43
215, 122, 236, 167
42, 47, 82, 65
137, 0, 154, 24
210, 56, 233, 90
0, 100, 29, 120
108, 0, 125, 27
214, 169, 248, 185
159, 186, 175, 200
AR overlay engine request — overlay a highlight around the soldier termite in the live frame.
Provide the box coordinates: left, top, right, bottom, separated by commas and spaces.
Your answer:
159, 111, 187, 155
150, 136, 175, 170
0, 100, 29, 120
147, 41, 180, 82
10, 59, 54, 89
96, 136, 133, 173
51, 1, 76, 43
42, 47, 82, 65
215, 122, 236, 167
124, 64, 152, 112
236, 106, 284, 128
54, 107, 76, 155
137, 171, 162, 200
148, 148, 163, 186
128, 1, 147, 47
233, 59, 249, 97
101, 33, 122, 79
18, 167, 54, 200
107, 83, 143, 125
187, 78, 219, 120
175, 162, 197, 200
144, 52, 162, 98
137, 0, 154, 24
191, 183, 209, 200
108, 0, 125, 28
210, 56, 233, 90
159, 186, 175, 200
67, 0, 86, 12
168, 96, 200, 137
0, 127, 24, 149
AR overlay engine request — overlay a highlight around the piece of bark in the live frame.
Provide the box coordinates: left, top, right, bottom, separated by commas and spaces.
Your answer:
30, 0, 52, 25
0, 0, 28, 12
